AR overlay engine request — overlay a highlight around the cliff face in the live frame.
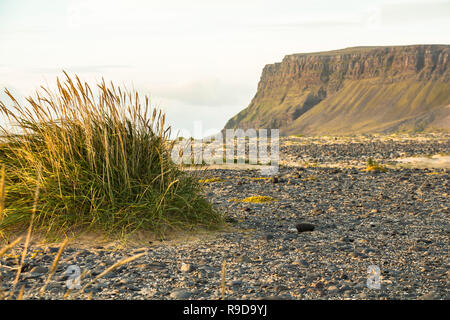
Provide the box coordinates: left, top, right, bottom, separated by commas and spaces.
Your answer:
225, 45, 450, 134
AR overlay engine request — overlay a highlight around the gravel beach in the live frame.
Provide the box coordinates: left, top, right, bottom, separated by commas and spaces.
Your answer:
1, 134, 449, 300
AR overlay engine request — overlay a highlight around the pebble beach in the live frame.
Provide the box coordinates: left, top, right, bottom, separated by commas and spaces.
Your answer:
1, 134, 449, 300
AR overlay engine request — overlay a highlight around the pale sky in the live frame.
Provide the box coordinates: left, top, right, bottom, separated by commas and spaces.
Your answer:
1, 0, 449, 137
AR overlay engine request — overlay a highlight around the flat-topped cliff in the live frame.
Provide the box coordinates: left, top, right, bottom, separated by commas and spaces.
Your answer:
225, 45, 450, 135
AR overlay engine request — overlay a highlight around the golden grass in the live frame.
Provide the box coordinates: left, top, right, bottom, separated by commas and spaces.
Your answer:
364, 158, 388, 173
228, 196, 278, 203
0, 237, 22, 259
0, 72, 222, 238
72, 252, 146, 298
8, 167, 41, 299
0, 232, 147, 299
0, 74, 212, 297
221, 260, 226, 300
198, 178, 223, 183
39, 238, 69, 296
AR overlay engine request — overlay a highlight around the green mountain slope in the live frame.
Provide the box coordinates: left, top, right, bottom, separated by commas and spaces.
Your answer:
225, 45, 450, 135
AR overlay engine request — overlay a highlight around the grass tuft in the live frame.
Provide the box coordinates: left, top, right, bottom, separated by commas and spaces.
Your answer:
365, 158, 388, 173
0, 72, 223, 239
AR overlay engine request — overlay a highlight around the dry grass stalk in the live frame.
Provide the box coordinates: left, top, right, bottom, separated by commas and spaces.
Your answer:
0, 164, 5, 241
8, 167, 41, 299
0, 165, 5, 219
39, 238, 69, 296
70, 252, 146, 298
63, 288, 72, 299
0, 72, 222, 238
0, 237, 22, 259
221, 260, 226, 300
17, 285, 25, 300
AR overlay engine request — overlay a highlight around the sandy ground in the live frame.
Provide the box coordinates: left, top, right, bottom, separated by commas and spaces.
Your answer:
394, 155, 450, 169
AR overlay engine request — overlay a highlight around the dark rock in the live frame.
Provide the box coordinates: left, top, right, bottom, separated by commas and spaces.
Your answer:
264, 234, 274, 241
231, 280, 243, 286
48, 247, 59, 254
30, 266, 48, 274
147, 263, 168, 271
340, 236, 354, 243
19, 261, 34, 273
295, 223, 315, 233
275, 285, 289, 292
225, 217, 238, 224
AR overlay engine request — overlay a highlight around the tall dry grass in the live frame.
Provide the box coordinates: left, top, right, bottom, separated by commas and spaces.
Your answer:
0, 72, 224, 299
0, 72, 223, 239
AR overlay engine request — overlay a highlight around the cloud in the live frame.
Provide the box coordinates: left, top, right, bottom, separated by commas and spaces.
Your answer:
381, 1, 450, 24
264, 20, 360, 29
250, 0, 450, 30
28, 65, 132, 74
152, 79, 254, 108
